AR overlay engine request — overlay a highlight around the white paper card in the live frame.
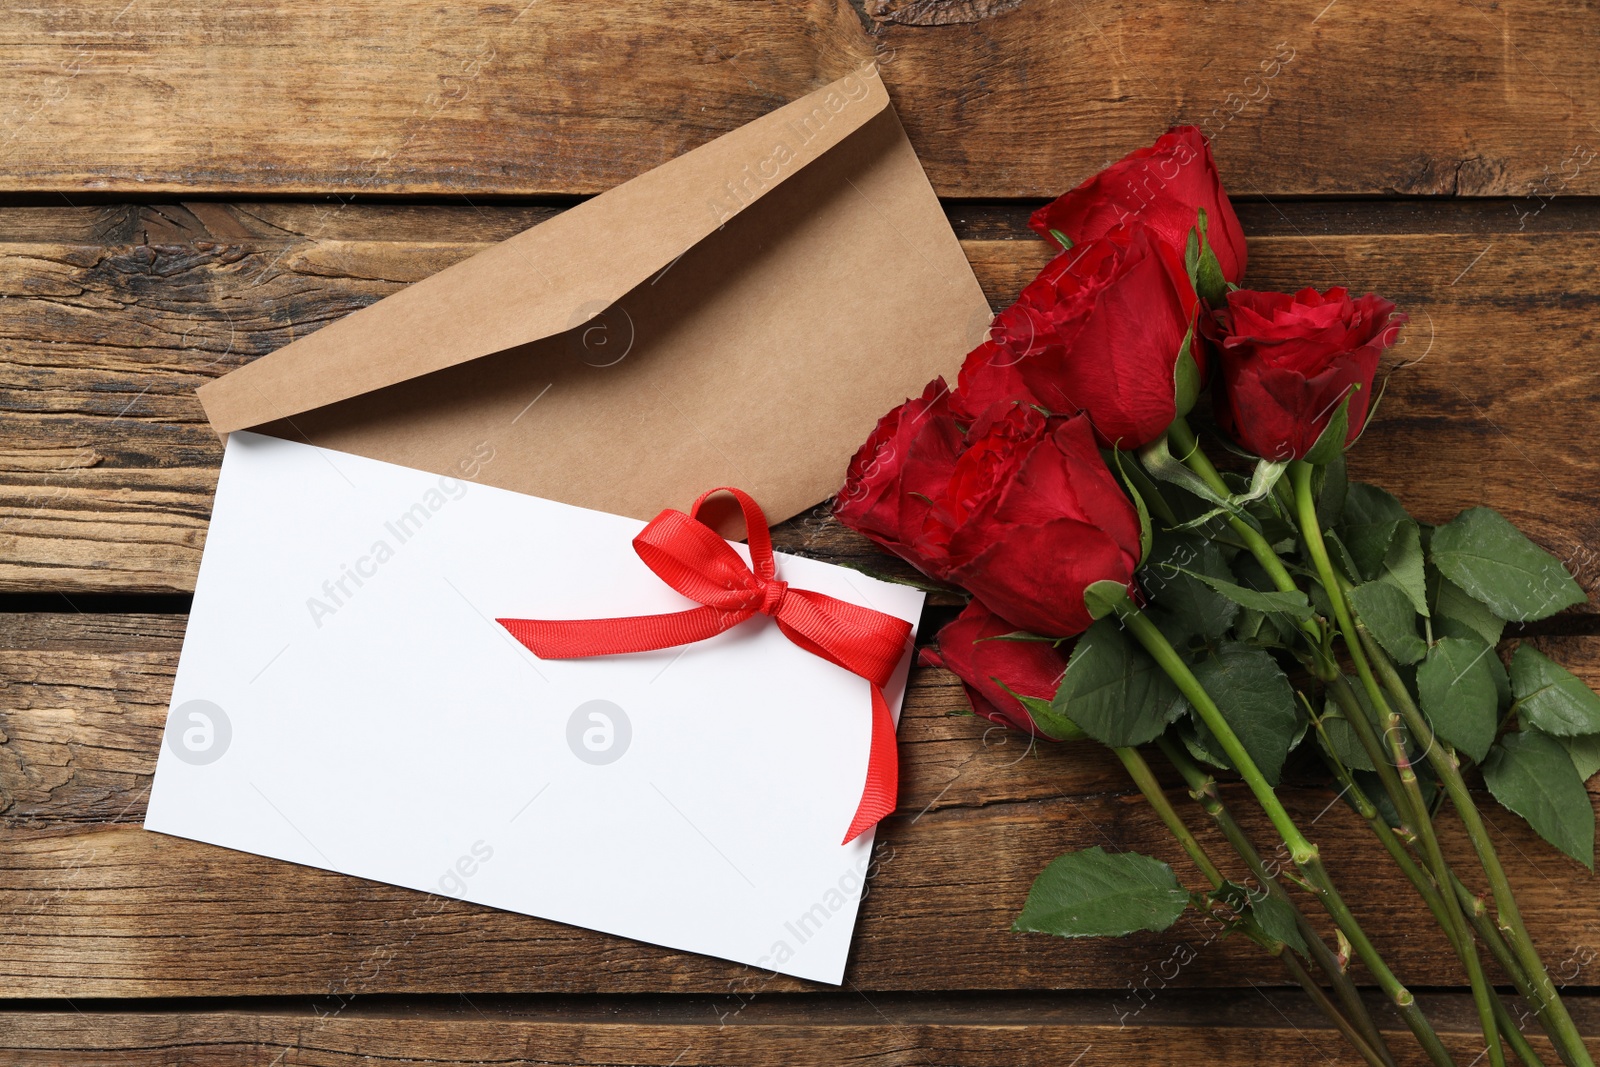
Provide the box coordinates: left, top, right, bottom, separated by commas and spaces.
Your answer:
145, 432, 923, 984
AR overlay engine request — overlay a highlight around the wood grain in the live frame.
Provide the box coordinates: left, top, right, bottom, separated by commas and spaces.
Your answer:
1, 994, 1590, 1066
2, 1, 1598, 199
3, 203, 1600, 601
1, 613, 1597, 997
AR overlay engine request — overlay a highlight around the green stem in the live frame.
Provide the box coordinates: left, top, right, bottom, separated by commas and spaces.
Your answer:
1113, 592, 1458, 1067
1291, 461, 1507, 1067
1158, 736, 1398, 1067
1356, 624, 1595, 1067
1169, 418, 1304, 599
1116, 744, 1391, 1067
1452, 875, 1564, 1060
1282, 951, 1397, 1067
1323, 742, 1548, 1067
1115, 746, 1224, 888
1497, 996, 1556, 1067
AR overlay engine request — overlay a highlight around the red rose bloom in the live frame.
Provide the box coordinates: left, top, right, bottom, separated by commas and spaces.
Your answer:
1029, 125, 1248, 285
951, 337, 1040, 425
999, 225, 1200, 449
937, 406, 1143, 638
921, 600, 1073, 739
1213, 287, 1406, 461
834, 378, 964, 580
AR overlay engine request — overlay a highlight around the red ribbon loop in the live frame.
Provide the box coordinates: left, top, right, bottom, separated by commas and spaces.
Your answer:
497, 487, 912, 844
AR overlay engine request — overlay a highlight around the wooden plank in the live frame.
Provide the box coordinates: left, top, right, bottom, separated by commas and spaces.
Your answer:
0, 1, 1597, 198
3, 203, 1600, 600
0, 994, 1589, 1066
2, 613, 1597, 996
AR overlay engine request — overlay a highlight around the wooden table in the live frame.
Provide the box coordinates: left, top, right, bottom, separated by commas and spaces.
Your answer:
2, 2, 1599, 1063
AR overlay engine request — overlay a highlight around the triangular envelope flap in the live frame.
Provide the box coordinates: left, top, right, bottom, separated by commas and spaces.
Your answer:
198, 67, 892, 435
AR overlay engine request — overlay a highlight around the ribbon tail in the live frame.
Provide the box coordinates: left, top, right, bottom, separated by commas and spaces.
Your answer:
499, 606, 745, 659
841, 685, 899, 845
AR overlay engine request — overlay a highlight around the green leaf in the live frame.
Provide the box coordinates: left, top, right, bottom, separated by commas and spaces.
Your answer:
1380, 522, 1429, 618
1431, 508, 1587, 622
1190, 644, 1299, 785
1339, 483, 1411, 581
1315, 454, 1349, 528
1011, 692, 1088, 742
1179, 716, 1232, 771
1232, 605, 1278, 647
1195, 248, 1228, 308
1083, 579, 1131, 621
1180, 570, 1316, 622
1247, 891, 1310, 956
1433, 574, 1506, 648
1048, 228, 1074, 250
1189, 209, 1230, 306
1417, 637, 1500, 762
1014, 847, 1192, 938
1511, 644, 1600, 737
1482, 730, 1595, 869
1347, 579, 1428, 665
1173, 328, 1202, 419
1488, 647, 1513, 711
1301, 393, 1354, 466
1322, 531, 1363, 586
1319, 693, 1379, 773
1110, 448, 1155, 564
1561, 734, 1600, 782
1141, 534, 1238, 641
1053, 618, 1186, 747
1240, 459, 1292, 511
1355, 767, 1436, 831
1140, 434, 1236, 515
1169, 460, 1291, 534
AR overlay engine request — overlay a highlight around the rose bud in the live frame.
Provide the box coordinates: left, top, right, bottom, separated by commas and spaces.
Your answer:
939, 406, 1144, 638
1028, 125, 1248, 286
834, 377, 964, 580
1212, 287, 1407, 462
1004, 225, 1201, 449
920, 599, 1077, 740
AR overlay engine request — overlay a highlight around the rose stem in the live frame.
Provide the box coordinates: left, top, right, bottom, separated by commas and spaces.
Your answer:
1167, 427, 1533, 1061
1352, 619, 1596, 1067
1324, 671, 1510, 1067
1167, 418, 1307, 601
1290, 460, 1508, 1067
1155, 735, 1398, 1067
1114, 744, 1393, 1067
1313, 715, 1550, 1067
1108, 588, 1459, 1067
1451, 875, 1565, 1059
1176, 425, 1541, 1063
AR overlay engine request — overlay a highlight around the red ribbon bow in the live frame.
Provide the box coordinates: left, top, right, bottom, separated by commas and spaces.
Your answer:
497, 487, 912, 844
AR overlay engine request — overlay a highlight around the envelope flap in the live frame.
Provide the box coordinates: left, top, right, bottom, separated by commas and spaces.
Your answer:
198, 68, 893, 435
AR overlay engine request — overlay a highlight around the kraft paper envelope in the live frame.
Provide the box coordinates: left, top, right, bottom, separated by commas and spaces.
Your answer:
146, 432, 925, 983
149, 66, 990, 981
195, 64, 992, 527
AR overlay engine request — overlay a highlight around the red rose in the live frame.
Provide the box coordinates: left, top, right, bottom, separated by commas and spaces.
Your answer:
1213, 287, 1406, 461
1029, 125, 1247, 285
998, 225, 1200, 449
951, 337, 1040, 425
920, 599, 1074, 739
834, 378, 963, 580
937, 406, 1143, 638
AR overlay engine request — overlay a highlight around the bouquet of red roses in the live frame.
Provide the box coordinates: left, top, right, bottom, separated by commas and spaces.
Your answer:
836, 127, 1598, 1067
